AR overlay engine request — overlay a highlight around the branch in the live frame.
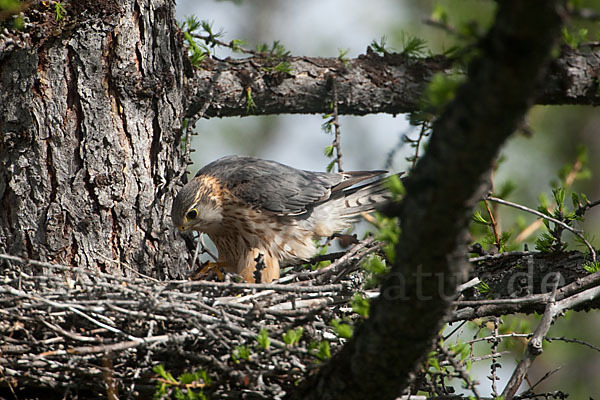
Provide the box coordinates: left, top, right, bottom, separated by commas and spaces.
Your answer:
502, 276, 560, 399
294, 1, 564, 400
186, 46, 600, 118
453, 250, 600, 321
486, 195, 596, 262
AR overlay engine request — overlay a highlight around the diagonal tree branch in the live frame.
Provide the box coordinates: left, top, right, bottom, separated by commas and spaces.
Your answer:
292, 1, 564, 399
186, 46, 600, 118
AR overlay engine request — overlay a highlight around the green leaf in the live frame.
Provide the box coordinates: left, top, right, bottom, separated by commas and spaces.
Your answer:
429, 356, 441, 372
535, 232, 565, 252
245, 88, 256, 113
315, 340, 331, 360
552, 187, 566, 211
326, 160, 336, 173
423, 73, 464, 113
256, 40, 290, 59
399, 31, 427, 57
338, 48, 350, 65
331, 319, 354, 339
362, 254, 388, 276
370, 35, 390, 55
55, 1, 66, 21
385, 174, 405, 196
351, 293, 370, 318
272, 61, 293, 74
498, 231, 512, 252
323, 144, 334, 157
431, 4, 448, 24
185, 15, 201, 33
477, 281, 491, 294
232, 345, 251, 363
257, 328, 271, 350
179, 372, 197, 385
583, 261, 600, 274
231, 39, 247, 53
562, 26, 588, 49
282, 327, 303, 346
571, 192, 581, 209
472, 210, 489, 225
153, 364, 170, 380
496, 180, 516, 199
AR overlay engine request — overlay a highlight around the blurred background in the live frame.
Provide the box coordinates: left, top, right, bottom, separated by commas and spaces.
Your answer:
175, 0, 600, 397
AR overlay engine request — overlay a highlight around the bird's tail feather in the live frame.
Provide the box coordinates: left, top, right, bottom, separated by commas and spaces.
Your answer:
338, 172, 403, 217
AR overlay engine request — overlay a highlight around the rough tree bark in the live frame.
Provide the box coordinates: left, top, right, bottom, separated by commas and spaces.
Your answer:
0, 0, 190, 278
186, 47, 600, 118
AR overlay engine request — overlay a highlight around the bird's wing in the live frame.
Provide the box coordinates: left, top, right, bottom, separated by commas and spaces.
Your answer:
197, 156, 384, 216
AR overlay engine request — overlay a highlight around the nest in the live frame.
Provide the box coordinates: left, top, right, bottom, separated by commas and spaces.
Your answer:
0, 238, 381, 399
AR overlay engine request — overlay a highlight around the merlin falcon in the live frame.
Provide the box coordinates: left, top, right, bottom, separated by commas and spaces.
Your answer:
171, 155, 397, 283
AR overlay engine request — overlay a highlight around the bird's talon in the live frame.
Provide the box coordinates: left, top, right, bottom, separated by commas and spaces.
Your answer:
191, 261, 226, 280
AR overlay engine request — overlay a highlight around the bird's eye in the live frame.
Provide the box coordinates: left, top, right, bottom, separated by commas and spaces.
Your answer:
185, 209, 198, 221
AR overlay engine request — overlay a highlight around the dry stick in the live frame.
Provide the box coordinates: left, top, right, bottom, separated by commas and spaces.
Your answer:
490, 317, 501, 397
526, 366, 563, 393
452, 268, 600, 321
577, 198, 600, 215
468, 250, 536, 263
501, 275, 600, 399
277, 237, 376, 283
173, 280, 343, 293
5, 286, 142, 341
486, 195, 596, 263
331, 76, 343, 172
0, 252, 342, 294
545, 336, 600, 353
501, 274, 560, 399
465, 332, 532, 346
0, 253, 149, 285
437, 343, 482, 400
411, 122, 430, 170
483, 198, 501, 251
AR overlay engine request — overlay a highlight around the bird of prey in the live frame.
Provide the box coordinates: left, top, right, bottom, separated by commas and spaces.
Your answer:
171, 155, 397, 283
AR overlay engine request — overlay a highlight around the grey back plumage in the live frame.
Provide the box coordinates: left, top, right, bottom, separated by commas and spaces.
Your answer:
195, 156, 386, 216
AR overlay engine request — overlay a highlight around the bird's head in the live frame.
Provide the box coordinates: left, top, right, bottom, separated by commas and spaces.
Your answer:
171, 176, 224, 234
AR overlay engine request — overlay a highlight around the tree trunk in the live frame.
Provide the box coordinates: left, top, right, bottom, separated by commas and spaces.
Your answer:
0, 0, 189, 278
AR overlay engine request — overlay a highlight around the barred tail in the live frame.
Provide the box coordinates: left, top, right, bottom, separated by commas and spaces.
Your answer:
307, 171, 403, 237
338, 172, 402, 217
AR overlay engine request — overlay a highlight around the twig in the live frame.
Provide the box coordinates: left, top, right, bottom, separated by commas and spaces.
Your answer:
277, 237, 376, 283
483, 199, 501, 251
329, 75, 343, 172
526, 365, 563, 393
411, 121, 430, 170
545, 336, 600, 353
469, 250, 536, 263
490, 317, 500, 397
171, 280, 344, 293
502, 274, 560, 399
437, 343, 482, 400
514, 158, 582, 244
486, 195, 596, 263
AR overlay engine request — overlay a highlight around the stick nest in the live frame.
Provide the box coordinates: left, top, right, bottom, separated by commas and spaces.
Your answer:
0, 238, 380, 399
